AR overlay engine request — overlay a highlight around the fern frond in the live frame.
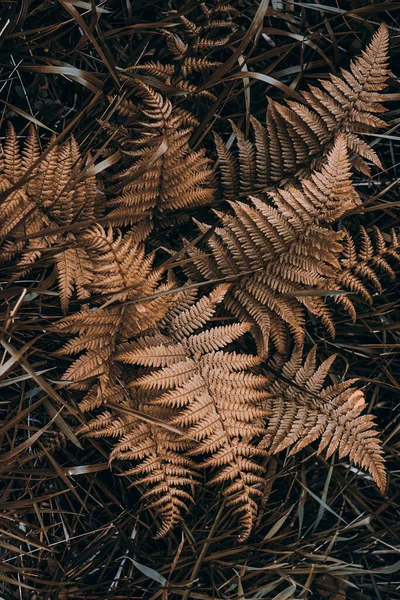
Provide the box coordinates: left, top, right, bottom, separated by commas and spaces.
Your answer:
79, 385, 198, 538
185, 136, 359, 355
55, 224, 173, 397
0, 124, 101, 312
55, 226, 182, 537
216, 24, 389, 200
181, 57, 222, 77
129, 2, 238, 108
116, 285, 270, 540
166, 2, 238, 57
107, 80, 215, 226
56, 242, 92, 314
56, 229, 180, 529
164, 31, 188, 59
112, 419, 198, 539
261, 347, 386, 492
335, 226, 400, 305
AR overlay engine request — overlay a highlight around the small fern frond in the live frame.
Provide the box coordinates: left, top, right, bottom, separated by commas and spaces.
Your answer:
262, 347, 386, 492
55, 225, 173, 397
110, 414, 198, 539
108, 80, 215, 226
80, 389, 198, 538
335, 226, 400, 305
129, 2, 238, 106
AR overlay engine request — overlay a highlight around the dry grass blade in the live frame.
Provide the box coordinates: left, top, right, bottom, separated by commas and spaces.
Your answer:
0, 339, 83, 448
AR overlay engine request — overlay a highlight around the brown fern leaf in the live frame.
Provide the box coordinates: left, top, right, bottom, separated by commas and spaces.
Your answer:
107, 81, 215, 226
113, 420, 198, 539
164, 2, 238, 58
55, 229, 177, 537
132, 60, 219, 102
83, 398, 198, 538
0, 124, 101, 312
117, 285, 270, 540
261, 347, 386, 492
55, 224, 173, 409
181, 57, 223, 77
184, 136, 360, 355
335, 226, 400, 305
129, 2, 238, 103
216, 24, 389, 200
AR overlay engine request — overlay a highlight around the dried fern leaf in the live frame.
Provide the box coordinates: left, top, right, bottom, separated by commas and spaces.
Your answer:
335, 226, 400, 305
120, 2, 238, 111
54, 226, 190, 536
163, 2, 238, 60
185, 135, 360, 355
117, 285, 270, 540
111, 412, 199, 539
55, 224, 173, 398
107, 81, 216, 226
261, 347, 386, 493
80, 386, 198, 539
0, 124, 101, 312
216, 24, 389, 200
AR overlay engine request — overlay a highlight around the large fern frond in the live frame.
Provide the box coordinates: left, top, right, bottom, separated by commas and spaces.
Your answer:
216, 24, 389, 200
116, 285, 270, 540
184, 135, 360, 355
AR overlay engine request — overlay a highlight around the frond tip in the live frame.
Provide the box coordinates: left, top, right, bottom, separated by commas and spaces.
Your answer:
215, 24, 389, 199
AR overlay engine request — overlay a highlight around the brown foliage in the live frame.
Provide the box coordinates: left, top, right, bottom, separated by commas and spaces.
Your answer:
215, 24, 389, 200
1, 24, 394, 543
